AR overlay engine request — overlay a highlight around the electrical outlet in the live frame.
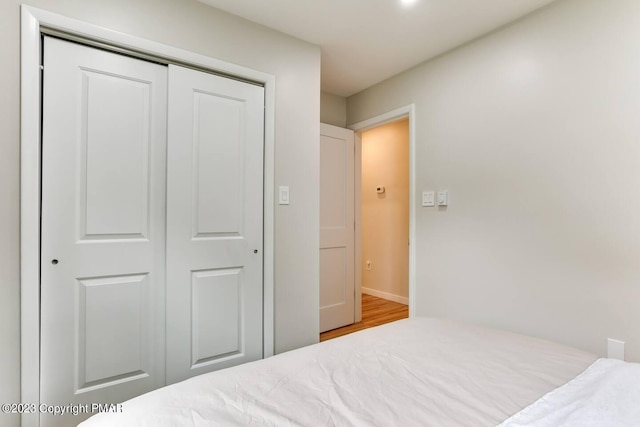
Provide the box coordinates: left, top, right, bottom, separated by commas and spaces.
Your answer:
607, 338, 625, 360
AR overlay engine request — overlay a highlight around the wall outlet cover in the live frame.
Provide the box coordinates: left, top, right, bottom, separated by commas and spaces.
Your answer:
607, 338, 625, 360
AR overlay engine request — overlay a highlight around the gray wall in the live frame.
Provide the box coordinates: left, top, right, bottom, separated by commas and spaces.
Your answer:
349, 0, 640, 362
320, 91, 347, 128
1, 2, 320, 426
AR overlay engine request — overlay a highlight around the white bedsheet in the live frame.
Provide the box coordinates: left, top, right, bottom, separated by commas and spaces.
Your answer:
81, 317, 596, 427
499, 358, 640, 427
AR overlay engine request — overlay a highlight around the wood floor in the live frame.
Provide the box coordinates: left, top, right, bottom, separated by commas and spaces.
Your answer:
320, 294, 408, 342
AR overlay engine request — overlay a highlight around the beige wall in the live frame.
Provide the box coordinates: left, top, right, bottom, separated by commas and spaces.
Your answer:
361, 120, 409, 300
320, 91, 347, 127
349, 0, 640, 361
0, 2, 319, 425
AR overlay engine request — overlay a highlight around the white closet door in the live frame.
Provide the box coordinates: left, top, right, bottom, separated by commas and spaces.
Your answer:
319, 124, 355, 333
40, 37, 167, 427
166, 65, 265, 383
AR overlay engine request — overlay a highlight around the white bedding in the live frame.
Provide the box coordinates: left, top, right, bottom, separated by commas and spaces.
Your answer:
499, 358, 640, 427
81, 317, 596, 427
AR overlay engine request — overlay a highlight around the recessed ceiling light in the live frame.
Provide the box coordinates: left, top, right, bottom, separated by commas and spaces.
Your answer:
400, 0, 418, 6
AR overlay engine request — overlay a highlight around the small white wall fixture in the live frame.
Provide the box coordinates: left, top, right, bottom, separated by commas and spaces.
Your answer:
20, 6, 276, 427
349, 105, 417, 317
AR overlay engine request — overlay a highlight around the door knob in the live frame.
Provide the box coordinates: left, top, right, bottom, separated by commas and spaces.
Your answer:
253, 249, 258, 254
51, 259, 59, 265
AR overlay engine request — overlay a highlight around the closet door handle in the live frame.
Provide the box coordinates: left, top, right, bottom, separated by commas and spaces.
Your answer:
253, 249, 258, 254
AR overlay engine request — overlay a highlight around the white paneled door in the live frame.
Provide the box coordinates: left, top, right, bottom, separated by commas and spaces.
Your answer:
319, 124, 355, 333
165, 65, 264, 383
40, 37, 265, 426
40, 37, 168, 427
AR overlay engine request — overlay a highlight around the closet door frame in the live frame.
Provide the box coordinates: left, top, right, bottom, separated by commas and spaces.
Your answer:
20, 6, 276, 427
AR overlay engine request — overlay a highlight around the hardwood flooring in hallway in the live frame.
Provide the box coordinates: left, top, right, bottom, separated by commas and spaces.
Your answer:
320, 294, 408, 342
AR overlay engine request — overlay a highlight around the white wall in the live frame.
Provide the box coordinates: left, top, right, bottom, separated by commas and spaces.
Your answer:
348, 0, 640, 361
321, 91, 347, 127
0, 2, 319, 425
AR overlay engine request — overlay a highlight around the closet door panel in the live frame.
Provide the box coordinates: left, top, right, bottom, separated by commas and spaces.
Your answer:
40, 37, 167, 427
81, 70, 151, 237
193, 91, 244, 235
166, 65, 265, 384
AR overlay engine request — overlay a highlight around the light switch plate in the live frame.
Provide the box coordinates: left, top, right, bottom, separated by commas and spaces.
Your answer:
279, 186, 290, 205
437, 190, 448, 206
422, 191, 435, 207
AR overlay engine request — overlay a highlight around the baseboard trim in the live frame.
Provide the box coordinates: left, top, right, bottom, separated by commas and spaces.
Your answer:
361, 287, 408, 305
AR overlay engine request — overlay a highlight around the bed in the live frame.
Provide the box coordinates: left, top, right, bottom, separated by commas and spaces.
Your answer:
80, 317, 640, 426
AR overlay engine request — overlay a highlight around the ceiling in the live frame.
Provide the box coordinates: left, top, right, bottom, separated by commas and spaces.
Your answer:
197, 0, 558, 97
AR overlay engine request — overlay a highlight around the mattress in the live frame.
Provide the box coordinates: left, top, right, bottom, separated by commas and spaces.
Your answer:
80, 317, 597, 426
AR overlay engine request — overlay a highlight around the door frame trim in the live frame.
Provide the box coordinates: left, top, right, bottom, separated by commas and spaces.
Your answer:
349, 105, 416, 318
21, 6, 276, 426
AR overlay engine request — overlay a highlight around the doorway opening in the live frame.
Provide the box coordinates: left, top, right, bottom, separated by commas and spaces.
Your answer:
360, 118, 410, 306
320, 105, 416, 341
